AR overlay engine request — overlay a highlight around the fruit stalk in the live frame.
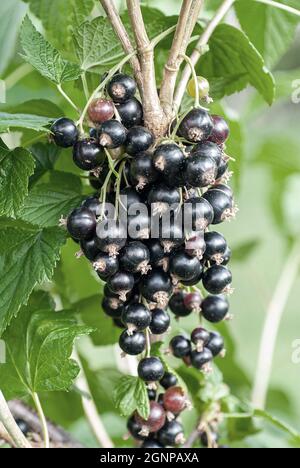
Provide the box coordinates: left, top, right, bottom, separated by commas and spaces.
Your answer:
0, 391, 32, 449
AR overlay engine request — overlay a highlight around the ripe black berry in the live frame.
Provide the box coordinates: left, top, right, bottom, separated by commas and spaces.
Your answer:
153, 144, 185, 187
140, 269, 173, 308
122, 303, 151, 332
180, 269, 204, 287
130, 152, 158, 191
184, 153, 217, 188
213, 183, 233, 199
127, 211, 151, 241
147, 239, 166, 266
148, 388, 157, 400
120, 241, 151, 275
141, 440, 164, 448
51, 118, 78, 148
169, 292, 191, 317
201, 294, 229, 322
170, 335, 191, 358
107, 73, 137, 103
148, 184, 181, 216
158, 420, 185, 446
202, 266, 232, 295
102, 296, 124, 318
216, 157, 229, 180
98, 120, 127, 149
150, 309, 170, 335
73, 139, 104, 170
163, 386, 188, 415
160, 372, 178, 390
204, 231, 228, 264
119, 330, 146, 355
120, 187, 142, 210
135, 401, 166, 435
93, 253, 119, 279
208, 115, 230, 145
138, 357, 165, 382
192, 141, 223, 167
184, 292, 202, 313
16, 419, 30, 435
159, 219, 184, 253
184, 197, 214, 231
202, 188, 234, 224
127, 416, 147, 441
206, 331, 225, 357
178, 108, 213, 143
82, 196, 101, 216
115, 97, 143, 128
80, 236, 100, 261
67, 207, 96, 240
96, 221, 127, 257
169, 250, 203, 283
191, 327, 210, 351
108, 271, 135, 301
185, 233, 206, 260
191, 348, 213, 370
88, 99, 115, 124
125, 126, 154, 155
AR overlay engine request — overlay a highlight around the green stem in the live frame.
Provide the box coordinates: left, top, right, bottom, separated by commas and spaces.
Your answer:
57, 84, 79, 114
145, 328, 151, 358
23, 133, 46, 148
81, 73, 90, 101
31, 393, 49, 448
181, 53, 200, 108
254, 0, 300, 16
151, 25, 177, 48
104, 148, 119, 178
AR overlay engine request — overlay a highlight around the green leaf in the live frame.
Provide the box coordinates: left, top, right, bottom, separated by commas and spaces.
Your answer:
114, 376, 150, 419
255, 136, 300, 177
4, 99, 63, 119
29, 143, 61, 187
0, 222, 66, 335
235, 0, 299, 68
0, 300, 92, 399
0, 142, 35, 217
254, 409, 300, 443
199, 24, 275, 104
20, 15, 81, 84
20, 172, 83, 227
232, 239, 261, 262
74, 294, 120, 347
0, 112, 53, 133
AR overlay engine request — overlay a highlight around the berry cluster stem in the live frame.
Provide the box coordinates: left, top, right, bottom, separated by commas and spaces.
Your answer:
31, 392, 50, 449
0, 391, 31, 449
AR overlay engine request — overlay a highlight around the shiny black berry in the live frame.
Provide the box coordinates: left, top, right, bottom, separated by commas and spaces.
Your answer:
204, 231, 227, 264
159, 218, 184, 253
140, 269, 173, 308
126, 126, 154, 155
213, 183, 233, 199
82, 196, 101, 216
206, 331, 225, 357
147, 240, 166, 265
119, 330, 146, 355
98, 120, 127, 149
122, 303, 151, 332
130, 152, 159, 191
120, 241, 151, 275
102, 296, 124, 318
80, 236, 100, 261
73, 139, 104, 170
93, 252, 119, 279
158, 420, 185, 446
138, 357, 165, 382
202, 266, 232, 295
169, 250, 203, 283
107, 73, 137, 103
141, 440, 164, 448
96, 221, 127, 257
160, 372, 178, 390
127, 210, 151, 241
51, 118, 78, 148
184, 197, 214, 231
202, 188, 234, 224
108, 271, 135, 301
208, 115, 230, 145
178, 108, 213, 143
184, 153, 217, 188
120, 187, 143, 211
67, 207, 96, 240
169, 292, 190, 317
170, 335, 191, 358
191, 348, 213, 369
153, 144, 185, 187
116, 97, 143, 128
127, 416, 147, 441
216, 158, 229, 180
185, 233, 206, 260
191, 327, 210, 351
150, 309, 170, 335
192, 141, 223, 167
148, 184, 181, 216
201, 294, 229, 322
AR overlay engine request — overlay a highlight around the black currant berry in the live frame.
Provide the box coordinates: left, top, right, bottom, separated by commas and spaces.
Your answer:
88, 99, 115, 124
169, 292, 190, 317
107, 73, 137, 103
163, 386, 188, 415
122, 303, 151, 333
130, 152, 159, 191
108, 271, 135, 301
125, 126, 154, 155
208, 115, 230, 145
93, 253, 119, 279
119, 330, 146, 355
16, 419, 30, 435
67, 207, 96, 240
140, 269, 173, 308
217, 246, 231, 266
73, 139, 104, 170
147, 239, 166, 266
185, 233, 206, 260
216, 158, 229, 181
135, 401, 166, 435
115, 97, 143, 128
160, 372, 178, 390
82, 196, 101, 216
184, 153, 217, 188
102, 296, 124, 318
202, 266, 232, 295
159, 219, 184, 254
150, 309, 170, 335
180, 268, 204, 287
148, 388, 157, 400
127, 416, 147, 441
148, 184, 181, 216
98, 120, 127, 149
141, 440, 164, 448
191, 348, 213, 370
178, 108, 213, 143
202, 188, 235, 224
127, 211, 151, 241
184, 292, 202, 313
138, 357, 165, 382
51, 118, 78, 148
89, 172, 103, 190
80, 236, 100, 261
184, 197, 214, 231
120, 241, 151, 275
204, 231, 228, 265
192, 141, 223, 167
169, 250, 203, 283
213, 183, 233, 199
158, 420, 185, 446
201, 294, 229, 322
153, 144, 185, 187
120, 187, 143, 210
169, 335, 191, 358
191, 327, 210, 352
96, 221, 127, 257
206, 331, 225, 357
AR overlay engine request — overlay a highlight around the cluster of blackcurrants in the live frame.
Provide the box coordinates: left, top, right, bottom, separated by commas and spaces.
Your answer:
51, 72, 235, 448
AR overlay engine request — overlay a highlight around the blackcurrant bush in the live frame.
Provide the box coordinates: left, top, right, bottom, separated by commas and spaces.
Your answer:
98, 120, 127, 149
178, 108, 213, 143
202, 188, 235, 224
120, 241, 151, 275
141, 440, 164, 448
140, 269, 173, 308
201, 294, 229, 322
184, 153, 217, 188
191, 327, 210, 352
107, 73, 137, 103
202, 265, 232, 295
184, 197, 214, 231
102, 296, 124, 318
185, 233, 206, 260
160, 372, 178, 390
184, 292, 202, 313
191, 348, 213, 370
130, 151, 159, 191
135, 401, 166, 435
170, 335, 191, 358
67, 207, 96, 240
93, 253, 119, 279
119, 330, 146, 355
138, 357, 165, 383
88, 98, 115, 124
115, 97, 143, 128
204, 231, 228, 265
169, 250, 203, 283
80, 236, 100, 261
51, 118, 78, 148
148, 184, 181, 216
209, 115, 230, 145
73, 139, 104, 171
158, 420, 185, 446
169, 292, 190, 317
163, 386, 188, 415
153, 144, 185, 187
150, 309, 170, 335
122, 303, 151, 332
125, 126, 154, 155
127, 416, 147, 441
95, 221, 127, 257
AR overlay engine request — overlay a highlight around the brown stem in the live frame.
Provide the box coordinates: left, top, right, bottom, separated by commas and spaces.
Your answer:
160, 0, 203, 115
99, 0, 143, 93
174, 0, 235, 110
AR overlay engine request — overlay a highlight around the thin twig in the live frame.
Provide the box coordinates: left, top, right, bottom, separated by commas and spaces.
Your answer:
31, 393, 50, 449
99, 0, 143, 93
254, 0, 300, 16
174, 0, 235, 110
57, 84, 80, 114
252, 241, 300, 409
0, 391, 32, 448
0, 422, 15, 447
